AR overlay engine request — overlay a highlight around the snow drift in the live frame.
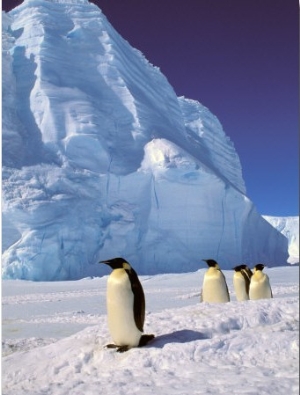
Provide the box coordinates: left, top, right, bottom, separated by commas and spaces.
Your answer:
2, 0, 288, 280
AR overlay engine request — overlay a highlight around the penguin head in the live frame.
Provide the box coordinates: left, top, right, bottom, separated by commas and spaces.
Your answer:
100, 257, 131, 271
253, 263, 265, 272
236, 264, 252, 272
240, 264, 249, 270
233, 265, 243, 272
203, 259, 220, 269
240, 264, 253, 278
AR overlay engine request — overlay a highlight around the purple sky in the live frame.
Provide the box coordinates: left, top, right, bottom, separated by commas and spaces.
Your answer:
3, 0, 299, 217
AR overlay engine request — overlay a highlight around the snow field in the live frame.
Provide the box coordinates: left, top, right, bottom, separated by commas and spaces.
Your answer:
2, 267, 299, 395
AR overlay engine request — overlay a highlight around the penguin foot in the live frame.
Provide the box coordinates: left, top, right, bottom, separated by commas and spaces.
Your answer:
116, 345, 129, 353
106, 343, 118, 349
138, 334, 155, 347
106, 343, 130, 352
106, 335, 155, 353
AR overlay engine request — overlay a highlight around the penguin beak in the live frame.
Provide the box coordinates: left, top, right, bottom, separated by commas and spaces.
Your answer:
99, 260, 110, 265
99, 258, 124, 270
99, 260, 115, 270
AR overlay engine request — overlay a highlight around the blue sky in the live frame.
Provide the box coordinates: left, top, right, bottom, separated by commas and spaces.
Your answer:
3, 0, 299, 217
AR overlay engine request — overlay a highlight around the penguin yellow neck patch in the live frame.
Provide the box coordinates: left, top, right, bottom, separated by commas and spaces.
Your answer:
123, 262, 131, 271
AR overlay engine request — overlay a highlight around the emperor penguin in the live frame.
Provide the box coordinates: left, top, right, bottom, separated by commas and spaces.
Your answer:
249, 264, 273, 300
240, 264, 253, 281
101, 257, 155, 352
233, 265, 252, 301
201, 259, 230, 303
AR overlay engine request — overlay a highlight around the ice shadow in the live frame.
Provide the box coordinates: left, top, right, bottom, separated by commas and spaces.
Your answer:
149, 329, 209, 348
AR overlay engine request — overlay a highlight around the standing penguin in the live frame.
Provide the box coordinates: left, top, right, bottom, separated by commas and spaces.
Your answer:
249, 264, 273, 300
201, 259, 230, 303
240, 264, 253, 281
233, 265, 252, 301
101, 257, 155, 352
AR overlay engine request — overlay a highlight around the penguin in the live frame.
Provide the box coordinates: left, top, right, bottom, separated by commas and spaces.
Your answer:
249, 264, 273, 300
100, 257, 155, 352
201, 259, 230, 303
240, 264, 253, 281
233, 265, 252, 301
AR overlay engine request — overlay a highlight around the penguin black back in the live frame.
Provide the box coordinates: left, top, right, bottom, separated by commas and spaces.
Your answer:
240, 264, 253, 279
125, 265, 145, 332
233, 265, 251, 296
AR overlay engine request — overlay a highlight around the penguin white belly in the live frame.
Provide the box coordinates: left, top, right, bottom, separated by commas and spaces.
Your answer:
202, 273, 229, 303
249, 275, 272, 300
107, 269, 142, 347
233, 275, 249, 301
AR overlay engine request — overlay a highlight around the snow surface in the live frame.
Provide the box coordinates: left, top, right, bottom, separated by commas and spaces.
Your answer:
2, 0, 289, 280
263, 216, 299, 265
2, 266, 299, 395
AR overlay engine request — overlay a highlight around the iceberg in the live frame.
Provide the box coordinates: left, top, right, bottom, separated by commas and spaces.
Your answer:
2, 0, 288, 280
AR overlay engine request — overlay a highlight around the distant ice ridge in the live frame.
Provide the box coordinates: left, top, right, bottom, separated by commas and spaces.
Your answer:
263, 216, 299, 265
22, 0, 90, 5
2, 0, 288, 280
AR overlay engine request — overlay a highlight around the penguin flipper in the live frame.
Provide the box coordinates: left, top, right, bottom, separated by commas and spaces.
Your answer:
240, 269, 251, 295
220, 270, 230, 301
106, 343, 118, 349
126, 268, 145, 332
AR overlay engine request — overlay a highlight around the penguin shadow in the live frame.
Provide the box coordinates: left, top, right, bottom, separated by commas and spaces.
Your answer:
149, 329, 208, 349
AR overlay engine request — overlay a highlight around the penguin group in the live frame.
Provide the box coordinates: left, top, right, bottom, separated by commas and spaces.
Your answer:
100, 257, 273, 352
233, 263, 273, 301
200, 259, 272, 303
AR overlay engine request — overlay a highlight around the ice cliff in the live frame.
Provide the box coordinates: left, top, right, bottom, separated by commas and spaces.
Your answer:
2, 0, 289, 280
263, 216, 299, 265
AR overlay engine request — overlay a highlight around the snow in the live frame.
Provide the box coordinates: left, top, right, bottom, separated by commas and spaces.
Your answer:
2, 0, 289, 280
2, 266, 299, 395
263, 216, 299, 265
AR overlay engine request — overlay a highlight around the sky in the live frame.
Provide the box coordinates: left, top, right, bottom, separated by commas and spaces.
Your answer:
2, 0, 299, 217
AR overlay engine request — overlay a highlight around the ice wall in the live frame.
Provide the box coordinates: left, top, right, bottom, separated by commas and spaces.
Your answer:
263, 216, 299, 265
